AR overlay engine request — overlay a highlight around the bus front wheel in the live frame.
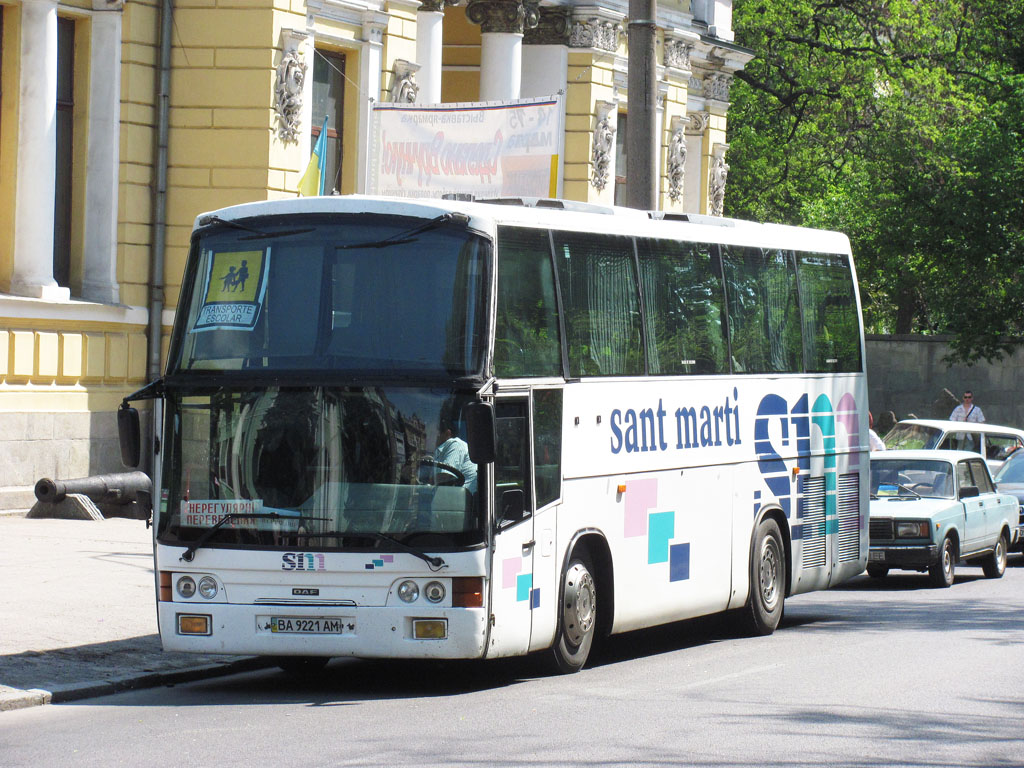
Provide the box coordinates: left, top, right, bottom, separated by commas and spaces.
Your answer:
549, 553, 597, 674
740, 517, 785, 637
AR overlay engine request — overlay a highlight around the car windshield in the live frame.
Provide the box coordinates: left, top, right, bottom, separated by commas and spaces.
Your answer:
994, 452, 1024, 484
870, 458, 955, 499
157, 385, 485, 552
882, 423, 941, 450
168, 213, 490, 378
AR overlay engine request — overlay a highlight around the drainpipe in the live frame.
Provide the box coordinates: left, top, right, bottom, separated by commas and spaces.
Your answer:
148, 0, 173, 384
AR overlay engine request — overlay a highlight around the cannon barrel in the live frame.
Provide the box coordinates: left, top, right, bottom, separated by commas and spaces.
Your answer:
34, 471, 152, 505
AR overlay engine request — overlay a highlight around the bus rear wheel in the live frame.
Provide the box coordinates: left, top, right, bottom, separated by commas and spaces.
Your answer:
739, 517, 785, 637
548, 553, 597, 674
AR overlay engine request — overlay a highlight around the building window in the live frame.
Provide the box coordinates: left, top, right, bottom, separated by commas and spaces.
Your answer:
54, 16, 75, 287
312, 50, 346, 195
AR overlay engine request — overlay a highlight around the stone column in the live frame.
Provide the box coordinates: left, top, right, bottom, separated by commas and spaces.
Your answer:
82, 0, 124, 304
12, 0, 68, 300
467, 0, 540, 101
415, 0, 448, 104
358, 11, 388, 193
521, 7, 569, 98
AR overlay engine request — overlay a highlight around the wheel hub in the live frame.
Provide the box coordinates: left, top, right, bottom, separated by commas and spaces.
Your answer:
562, 563, 596, 646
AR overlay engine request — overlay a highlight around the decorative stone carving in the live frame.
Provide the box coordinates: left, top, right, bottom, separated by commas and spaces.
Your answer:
419, 0, 458, 12
389, 59, 420, 103
569, 17, 621, 52
275, 47, 307, 143
667, 117, 687, 203
524, 7, 570, 45
688, 74, 703, 94
684, 111, 710, 135
664, 39, 693, 70
704, 73, 733, 102
708, 144, 729, 217
466, 0, 540, 34
590, 102, 617, 192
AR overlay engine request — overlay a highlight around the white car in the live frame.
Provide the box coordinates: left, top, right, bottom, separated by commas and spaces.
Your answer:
868, 450, 1018, 587
882, 418, 1024, 473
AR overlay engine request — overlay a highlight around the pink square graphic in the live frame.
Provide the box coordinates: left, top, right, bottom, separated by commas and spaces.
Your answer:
503, 556, 523, 589
624, 478, 658, 538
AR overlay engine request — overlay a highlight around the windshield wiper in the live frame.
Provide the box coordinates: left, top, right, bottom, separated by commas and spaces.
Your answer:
180, 512, 311, 562
290, 530, 447, 571
337, 212, 469, 250
197, 214, 312, 240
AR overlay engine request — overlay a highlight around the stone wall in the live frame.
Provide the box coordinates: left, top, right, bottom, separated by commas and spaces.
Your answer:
866, 334, 1024, 431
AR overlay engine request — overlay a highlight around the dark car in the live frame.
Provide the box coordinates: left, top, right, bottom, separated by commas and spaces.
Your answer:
993, 449, 1024, 553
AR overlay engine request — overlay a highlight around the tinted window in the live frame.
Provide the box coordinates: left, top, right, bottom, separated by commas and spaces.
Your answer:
533, 389, 562, 508
495, 227, 562, 378
553, 232, 643, 377
637, 238, 727, 374
985, 434, 1021, 462
797, 252, 861, 372
722, 246, 802, 374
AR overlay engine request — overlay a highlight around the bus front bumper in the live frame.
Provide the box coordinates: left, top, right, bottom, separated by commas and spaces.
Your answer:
158, 602, 488, 659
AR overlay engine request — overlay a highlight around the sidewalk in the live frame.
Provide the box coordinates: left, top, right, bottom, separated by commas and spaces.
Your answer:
0, 514, 268, 712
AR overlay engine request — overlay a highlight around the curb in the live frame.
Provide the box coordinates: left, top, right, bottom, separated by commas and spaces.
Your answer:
0, 657, 274, 713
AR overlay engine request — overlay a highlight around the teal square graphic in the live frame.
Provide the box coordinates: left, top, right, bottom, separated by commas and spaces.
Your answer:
516, 573, 533, 602
648, 511, 675, 564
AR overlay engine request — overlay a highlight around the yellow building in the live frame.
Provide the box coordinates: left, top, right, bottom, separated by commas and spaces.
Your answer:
0, 0, 750, 510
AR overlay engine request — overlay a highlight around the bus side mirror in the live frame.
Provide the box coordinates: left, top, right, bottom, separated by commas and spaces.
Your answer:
118, 405, 141, 468
465, 401, 496, 464
500, 488, 527, 525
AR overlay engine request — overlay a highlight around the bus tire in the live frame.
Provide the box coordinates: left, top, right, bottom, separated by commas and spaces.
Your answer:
548, 552, 597, 674
740, 517, 785, 637
276, 656, 330, 679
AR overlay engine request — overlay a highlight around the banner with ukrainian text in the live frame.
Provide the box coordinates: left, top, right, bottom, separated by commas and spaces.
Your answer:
369, 95, 563, 199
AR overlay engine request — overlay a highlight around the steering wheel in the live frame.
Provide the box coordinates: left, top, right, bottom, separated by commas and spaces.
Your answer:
417, 456, 466, 487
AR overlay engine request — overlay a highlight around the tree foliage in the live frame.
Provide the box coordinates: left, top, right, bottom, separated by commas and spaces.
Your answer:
727, 0, 1024, 361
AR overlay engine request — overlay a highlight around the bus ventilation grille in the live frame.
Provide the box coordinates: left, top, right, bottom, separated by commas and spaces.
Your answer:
837, 472, 861, 563
800, 476, 827, 569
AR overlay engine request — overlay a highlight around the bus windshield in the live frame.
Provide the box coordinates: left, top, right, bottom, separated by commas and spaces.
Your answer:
168, 213, 490, 378
158, 386, 485, 551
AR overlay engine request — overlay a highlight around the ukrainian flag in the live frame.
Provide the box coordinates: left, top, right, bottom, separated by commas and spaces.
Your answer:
298, 116, 329, 196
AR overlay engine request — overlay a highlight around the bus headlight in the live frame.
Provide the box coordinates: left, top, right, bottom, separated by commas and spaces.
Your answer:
424, 581, 446, 603
176, 576, 197, 598
398, 580, 420, 603
198, 576, 219, 599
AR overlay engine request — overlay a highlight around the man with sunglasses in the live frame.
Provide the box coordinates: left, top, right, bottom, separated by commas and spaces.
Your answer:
950, 391, 985, 423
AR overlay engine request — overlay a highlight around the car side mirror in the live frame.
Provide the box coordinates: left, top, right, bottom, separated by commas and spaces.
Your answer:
500, 488, 527, 525
118, 405, 141, 468
959, 485, 980, 499
465, 401, 496, 465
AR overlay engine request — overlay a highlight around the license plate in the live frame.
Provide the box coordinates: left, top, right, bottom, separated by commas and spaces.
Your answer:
868, 550, 885, 562
268, 616, 347, 634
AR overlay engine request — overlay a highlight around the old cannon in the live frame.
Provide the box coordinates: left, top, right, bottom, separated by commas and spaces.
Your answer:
32, 471, 152, 520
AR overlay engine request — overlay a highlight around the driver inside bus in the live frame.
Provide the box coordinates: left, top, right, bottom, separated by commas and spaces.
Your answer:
434, 419, 478, 494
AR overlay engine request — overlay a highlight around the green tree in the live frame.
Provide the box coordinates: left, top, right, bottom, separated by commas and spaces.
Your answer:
727, 0, 1024, 361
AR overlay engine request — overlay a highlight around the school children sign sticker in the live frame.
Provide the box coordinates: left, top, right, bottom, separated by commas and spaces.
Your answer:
194, 249, 269, 331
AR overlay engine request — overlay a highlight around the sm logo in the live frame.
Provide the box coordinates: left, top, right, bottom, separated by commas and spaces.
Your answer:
282, 552, 326, 571
753, 392, 861, 521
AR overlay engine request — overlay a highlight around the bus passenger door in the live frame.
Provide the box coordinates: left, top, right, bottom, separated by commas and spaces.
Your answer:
488, 398, 536, 657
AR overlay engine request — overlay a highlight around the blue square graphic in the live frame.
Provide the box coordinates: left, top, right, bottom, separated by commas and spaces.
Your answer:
670, 542, 690, 582
530, 588, 541, 609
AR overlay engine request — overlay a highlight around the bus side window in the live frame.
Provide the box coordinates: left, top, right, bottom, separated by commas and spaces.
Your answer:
553, 231, 643, 377
495, 400, 532, 524
533, 389, 562, 508
797, 251, 862, 373
495, 227, 562, 377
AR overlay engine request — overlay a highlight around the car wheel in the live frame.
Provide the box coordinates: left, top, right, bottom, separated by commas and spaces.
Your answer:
928, 536, 955, 588
548, 552, 597, 674
866, 564, 889, 578
737, 517, 785, 636
982, 532, 1008, 579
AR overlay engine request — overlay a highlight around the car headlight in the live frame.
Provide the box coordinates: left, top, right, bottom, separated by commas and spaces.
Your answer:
896, 521, 929, 538
424, 581, 446, 603
198, 576, 219, 599
397, 580, 420, 603
176, 576, 196, 598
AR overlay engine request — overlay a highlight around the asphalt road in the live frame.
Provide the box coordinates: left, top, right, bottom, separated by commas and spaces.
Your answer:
3, 557, 1023, 768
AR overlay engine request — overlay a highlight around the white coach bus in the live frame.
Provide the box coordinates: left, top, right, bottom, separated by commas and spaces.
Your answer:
119, 195, 868, 675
